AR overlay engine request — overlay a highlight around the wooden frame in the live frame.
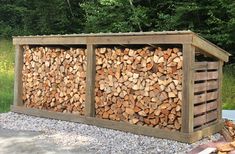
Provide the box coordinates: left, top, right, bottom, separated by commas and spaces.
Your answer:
12, 31, 230, 143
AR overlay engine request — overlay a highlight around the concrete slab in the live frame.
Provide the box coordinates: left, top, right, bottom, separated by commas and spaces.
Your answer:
0, 127, 93, 154
223, 110, 235, 121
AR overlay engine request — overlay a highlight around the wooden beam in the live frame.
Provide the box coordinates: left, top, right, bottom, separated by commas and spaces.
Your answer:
13, 45, 23, 106
85, 44, 96, 117
182, 44, 195, 133
13, 36, 86, 45
11, 105, 223, 143
217, 61, 223, 122
13, 34, 193, 45
86, 34, 192, 44
192, 35, 230, 62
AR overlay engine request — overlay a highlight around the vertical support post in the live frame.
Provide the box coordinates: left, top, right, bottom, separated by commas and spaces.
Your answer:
85, 44, 96, 117
181, 44, 195, 133
217, 60, 223, 122
13, 45, 23, 106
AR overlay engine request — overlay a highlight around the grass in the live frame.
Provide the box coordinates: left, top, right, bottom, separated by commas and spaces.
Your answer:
222, 64, 235, 109
0, 39, 234, 113
0, 39, 14, 112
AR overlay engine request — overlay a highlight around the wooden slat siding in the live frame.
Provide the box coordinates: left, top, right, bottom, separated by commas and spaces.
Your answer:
194, 71, 219, 81
217, 61, 223, 122
11, 105, 223, 143
194, 110, 217, 127
192, 35, 230, 62
181, 44, 195, 133
193, 101, 217, 116
13, 45, 23, 106
194, 80, 218, 93
194, 62, 219, 71
85, 44, 96, 117
194, 91, 218, 105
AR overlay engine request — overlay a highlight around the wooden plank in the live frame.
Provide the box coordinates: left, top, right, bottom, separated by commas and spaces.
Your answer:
194, 80, 218, 93
11, 105, 191, 143
206, 101, 217, 112
206, 110, 217, 122
85, 44, 96, 117
194, 114, 206, 127
13, 45, 23, 106
194, 91, 218, 105
206, 91, 218, 101
86, 34, 192, 44
194, 110, 217, 127
181, 44, 195, 133
193, 101, 217, 115
192, 35, 230, 62
194, 62, 219, 71
13, 37, 86, 45
194, 71, 218, 81
13, 33, 193, 45
194, 104, 206, 116
194, 92, 206, 105
217, 61, 223, 121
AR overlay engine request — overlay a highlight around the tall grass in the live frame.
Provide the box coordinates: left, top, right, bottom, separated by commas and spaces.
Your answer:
0, 39, 234, 113
0, 39, 14, 112
222, 64, 235, 109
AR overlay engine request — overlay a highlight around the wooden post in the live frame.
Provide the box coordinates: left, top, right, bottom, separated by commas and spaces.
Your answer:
13, 45, 24, 106
181, 44, 195, 133
85, 44, 96, 117
217, 60, 223, 122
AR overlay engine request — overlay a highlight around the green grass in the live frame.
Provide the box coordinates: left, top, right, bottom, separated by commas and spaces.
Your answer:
222, 64, 235, 109
0, 39, 234, 113
0, 39, 14, 112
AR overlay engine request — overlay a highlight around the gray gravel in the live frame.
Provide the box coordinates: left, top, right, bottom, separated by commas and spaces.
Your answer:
0, 112, 221, 154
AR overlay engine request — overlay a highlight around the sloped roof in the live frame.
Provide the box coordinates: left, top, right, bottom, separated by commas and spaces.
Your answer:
13, 30, 231, 62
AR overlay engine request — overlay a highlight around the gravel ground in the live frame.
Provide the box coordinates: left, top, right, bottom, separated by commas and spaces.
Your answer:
0, 112, 222, 154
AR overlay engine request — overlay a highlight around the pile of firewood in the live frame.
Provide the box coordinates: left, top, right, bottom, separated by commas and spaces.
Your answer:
95, 47, 183, 131
22, 46, 87, 115
224, 120, 235, 141
216, 141, 235, 153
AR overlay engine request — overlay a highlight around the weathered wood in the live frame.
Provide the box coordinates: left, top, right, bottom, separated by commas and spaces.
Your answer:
217, 61, 223, 121
192, 35, 230, 62
11, 105, 223, 143
194, 62, 219, 70
85, 44, 96, 117
13, 45, 23, 106
194, 91, 218, 105
193, 101, 218, 116
181, 44, 195, 133
194, 110, 217, 127
194, 80, 218, 93
194, 71, 219, 81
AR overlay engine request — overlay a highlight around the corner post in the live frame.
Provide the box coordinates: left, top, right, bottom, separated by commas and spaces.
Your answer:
85, 44, 96, 117
13, 45, 24, 106
217, 60, 223, 122
181, 44, 195, 133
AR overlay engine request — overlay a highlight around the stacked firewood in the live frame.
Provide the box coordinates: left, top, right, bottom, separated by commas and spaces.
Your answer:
95, 47, 183, 131
22, 46, 87, 115
224, 120, 235, 141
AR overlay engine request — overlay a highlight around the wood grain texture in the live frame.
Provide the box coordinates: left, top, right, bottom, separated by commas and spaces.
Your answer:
217, 61, 223, 121
181, 44, 195, 133
194, 71, 219, 81
13, 45, 23, 106
85, 44, 96, 117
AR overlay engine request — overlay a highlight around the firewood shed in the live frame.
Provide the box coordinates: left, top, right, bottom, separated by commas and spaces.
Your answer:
12, 31, 230, 143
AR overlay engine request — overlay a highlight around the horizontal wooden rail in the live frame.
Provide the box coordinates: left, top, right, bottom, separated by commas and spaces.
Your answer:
11, 105, 223, 143
194, 101, 217, 116
194, 110, 217, 127
194, 80, 218, 93
194, 91, 218, 105
194, 71, 219, 81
